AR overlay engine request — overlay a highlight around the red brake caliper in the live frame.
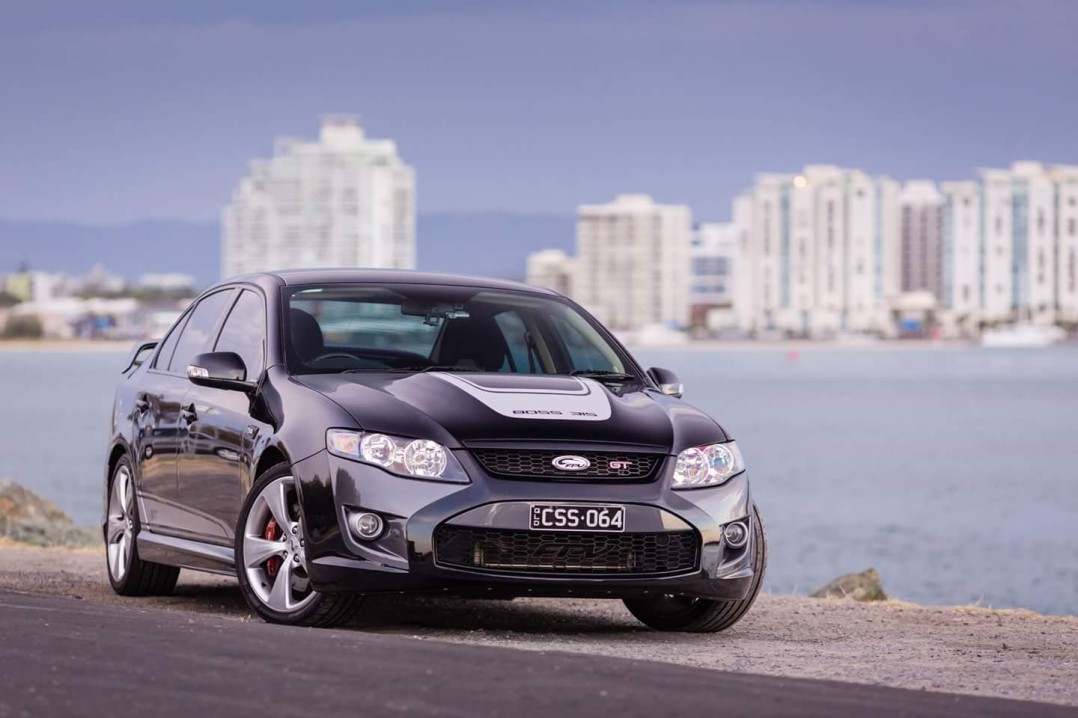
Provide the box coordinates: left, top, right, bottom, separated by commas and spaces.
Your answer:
264, 516, 282, 578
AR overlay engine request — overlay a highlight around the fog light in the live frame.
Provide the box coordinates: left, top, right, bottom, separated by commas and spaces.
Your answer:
351, 512, 384, 540
724, 521, 749, 548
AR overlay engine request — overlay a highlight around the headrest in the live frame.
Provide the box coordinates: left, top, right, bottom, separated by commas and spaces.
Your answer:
289, 308, 325, 363
436, 317, 506, 372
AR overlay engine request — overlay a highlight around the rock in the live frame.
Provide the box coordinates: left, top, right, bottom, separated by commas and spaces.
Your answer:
810, 568, 888, 602
0, 479, 99, 548
0, 478, 71, 523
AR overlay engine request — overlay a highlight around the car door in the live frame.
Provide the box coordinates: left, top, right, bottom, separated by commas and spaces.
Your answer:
132, 311, 192, 533
176, 288, 270, 545
143, 288, 235, 540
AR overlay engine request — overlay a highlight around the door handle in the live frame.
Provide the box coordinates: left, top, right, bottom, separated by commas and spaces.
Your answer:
181, 403, 198, 423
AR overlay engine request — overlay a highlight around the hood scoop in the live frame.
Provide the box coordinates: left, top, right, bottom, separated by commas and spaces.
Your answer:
431, 373, 612, 421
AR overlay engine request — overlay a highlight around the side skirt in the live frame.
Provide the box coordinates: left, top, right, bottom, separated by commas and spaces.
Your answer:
137, 530, 236, 575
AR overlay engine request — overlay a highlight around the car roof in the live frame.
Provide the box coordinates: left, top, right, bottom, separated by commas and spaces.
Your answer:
217, 268, 557, 295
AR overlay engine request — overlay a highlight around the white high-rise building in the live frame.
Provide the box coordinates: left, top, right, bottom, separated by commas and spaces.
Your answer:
738, 165, 899, 336
690, 222, 741, 330
730, 194, 755, 332
1058, 166, 1078, 324
525, 249, 576, 296
978, 162, 1076, 325
575, 195, 692, 331
940, 181, 982, 323
222, 116, 416, 278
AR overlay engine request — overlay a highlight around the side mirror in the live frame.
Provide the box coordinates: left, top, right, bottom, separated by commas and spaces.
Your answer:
647, 367, 684, 398
187, 352, 255, 393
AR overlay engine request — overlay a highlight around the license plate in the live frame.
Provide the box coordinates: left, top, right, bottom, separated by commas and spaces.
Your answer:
529, 504, 625, 532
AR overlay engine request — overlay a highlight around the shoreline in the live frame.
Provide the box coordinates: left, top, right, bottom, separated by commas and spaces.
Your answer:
3, 337, 1075, 354
628, 338, 977, 352
2, 542, 1075, 706
0, 337, 991, 354
0, 339, 133, 352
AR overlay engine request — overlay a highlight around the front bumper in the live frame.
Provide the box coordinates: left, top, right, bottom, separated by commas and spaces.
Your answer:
293, 449, 757, 600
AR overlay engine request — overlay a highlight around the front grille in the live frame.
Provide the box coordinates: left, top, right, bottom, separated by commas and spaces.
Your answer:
471, 449, 664, 481
434, 526, 699, 576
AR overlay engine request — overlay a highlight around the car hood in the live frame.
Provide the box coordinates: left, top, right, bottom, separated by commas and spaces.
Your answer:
294, 372, 726, 453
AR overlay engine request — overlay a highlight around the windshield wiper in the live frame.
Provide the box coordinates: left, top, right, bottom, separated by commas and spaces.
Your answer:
569, 369, 636, 382
415, 365, 483, 373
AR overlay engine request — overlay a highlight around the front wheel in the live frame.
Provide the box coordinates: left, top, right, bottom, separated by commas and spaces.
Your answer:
623, 502, 767, 633
235, 462, 360, 627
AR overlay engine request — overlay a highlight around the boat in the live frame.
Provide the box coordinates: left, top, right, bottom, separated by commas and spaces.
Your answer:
980, 323, 1065, 348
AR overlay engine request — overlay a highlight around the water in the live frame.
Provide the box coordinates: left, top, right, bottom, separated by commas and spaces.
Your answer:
1, 345, 1076, 615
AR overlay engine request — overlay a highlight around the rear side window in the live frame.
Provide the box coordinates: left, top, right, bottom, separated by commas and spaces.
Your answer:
168, 290, 235, 374
214, 290, 266, 380
153, 313, 189, 370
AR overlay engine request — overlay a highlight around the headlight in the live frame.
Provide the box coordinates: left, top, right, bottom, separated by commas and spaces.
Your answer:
326, 429, 468, 483
671, 441, 745, 489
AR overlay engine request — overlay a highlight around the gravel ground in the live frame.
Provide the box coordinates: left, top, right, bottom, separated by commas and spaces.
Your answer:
2, 543, 1076, 707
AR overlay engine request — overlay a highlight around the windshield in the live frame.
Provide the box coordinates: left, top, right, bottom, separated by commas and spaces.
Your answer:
285, 284, 633, 377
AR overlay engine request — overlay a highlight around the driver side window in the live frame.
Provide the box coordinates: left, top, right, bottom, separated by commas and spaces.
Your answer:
214, 290, 266, 380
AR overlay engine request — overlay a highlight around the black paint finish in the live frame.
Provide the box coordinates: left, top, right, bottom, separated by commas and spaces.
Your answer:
103, 269, 748, 600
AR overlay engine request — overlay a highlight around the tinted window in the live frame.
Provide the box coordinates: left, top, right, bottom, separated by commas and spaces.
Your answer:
168, 290, 235, 374
291, 295, 442, 361
548, 313, 619, 372
214, 290, 266, 379
153, 313, 189, 370
494, 311, 543, 373
285, 285, 627, 376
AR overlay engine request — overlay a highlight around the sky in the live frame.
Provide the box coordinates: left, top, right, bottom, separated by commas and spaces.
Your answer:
1, 0, 1076, 224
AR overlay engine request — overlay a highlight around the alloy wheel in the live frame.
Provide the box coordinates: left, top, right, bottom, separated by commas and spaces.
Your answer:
241, 476, 316, 613
106, 464, 135, 582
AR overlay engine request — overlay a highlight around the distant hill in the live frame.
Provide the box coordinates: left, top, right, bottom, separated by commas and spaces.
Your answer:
0, 219, 220, 286
0, 213, 574, 287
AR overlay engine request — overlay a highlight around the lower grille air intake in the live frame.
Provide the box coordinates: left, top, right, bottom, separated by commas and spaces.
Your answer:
434, 526, 699, 576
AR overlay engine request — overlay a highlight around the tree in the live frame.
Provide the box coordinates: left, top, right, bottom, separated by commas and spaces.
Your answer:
2, 314, 44, 339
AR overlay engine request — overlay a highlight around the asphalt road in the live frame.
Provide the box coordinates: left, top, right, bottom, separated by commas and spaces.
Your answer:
0, 590, 1071, 718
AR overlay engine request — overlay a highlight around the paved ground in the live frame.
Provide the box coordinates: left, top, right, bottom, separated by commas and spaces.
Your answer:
1, 544, 1077, 710
3, 590, 1075, 718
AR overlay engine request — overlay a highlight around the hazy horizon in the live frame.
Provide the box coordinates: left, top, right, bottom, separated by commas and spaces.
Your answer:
2, 0, 1076, 225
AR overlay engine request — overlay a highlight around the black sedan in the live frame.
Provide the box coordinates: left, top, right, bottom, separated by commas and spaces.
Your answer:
104, 269, 766, 631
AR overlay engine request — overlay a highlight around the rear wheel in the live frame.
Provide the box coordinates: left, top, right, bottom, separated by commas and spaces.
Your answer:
623, 502, 767, 633
105, 456, 180, 596
235, 462, 360, 627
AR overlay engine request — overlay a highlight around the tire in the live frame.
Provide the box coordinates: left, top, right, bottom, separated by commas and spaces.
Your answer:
235, 462, 360, 627
623, 502, 768, 633
105, 455, 180, 596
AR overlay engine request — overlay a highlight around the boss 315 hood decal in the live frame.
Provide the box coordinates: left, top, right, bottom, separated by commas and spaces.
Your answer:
431, 373, 613, 421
